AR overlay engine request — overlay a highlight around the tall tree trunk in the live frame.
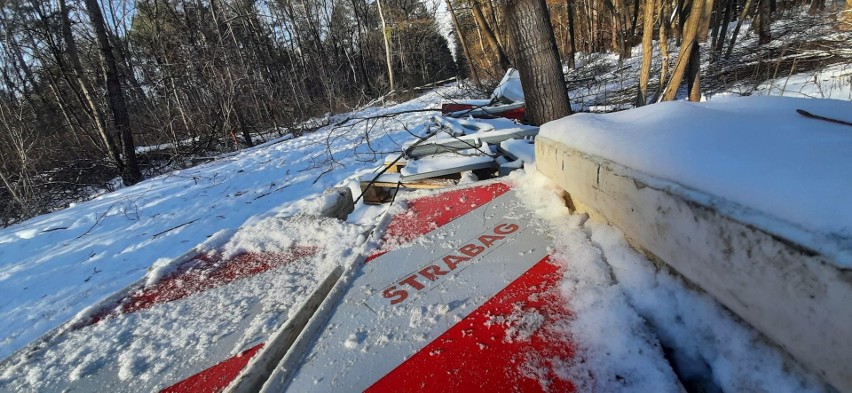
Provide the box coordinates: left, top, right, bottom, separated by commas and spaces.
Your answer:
377, 0, 395, 92
661, 0, 706, 101
756, 0, 771, 44
725, 0, 755, 58
565, 0, 577, 68
712, 0, 733, 58
446, 0, 482, 88
807, 0, 825, 15
83, 0, 142, 185
504, 0, 571, 124
656, 0, 671, 99
471, 0, 512, 70
686, 42, 701, 100
637, 0, 657, 106
698, 0, 716, 41
58, 0, 126, 179
630, 0, 641, 39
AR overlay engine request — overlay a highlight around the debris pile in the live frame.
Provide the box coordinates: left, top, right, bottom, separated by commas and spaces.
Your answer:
361, 69, 537, 204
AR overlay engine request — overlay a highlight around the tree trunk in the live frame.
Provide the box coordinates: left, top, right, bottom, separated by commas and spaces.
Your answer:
756, 0, 771, 44
807, 0, 825, 15
505, 0, 572, 124
83, 0, 142, 185
471, 0, 512, 70
58, 0, 126, 179
712, 0, 733, 58
686, 42, 701, 101
698, 0, 716, 41
565, 0, 577, 68
376, 0, 396, 92
637, 0, 657, 106
446, 0, 482, 88
661, 0, 706, 101
725, 0, 755, 58
656, 0, 671, 99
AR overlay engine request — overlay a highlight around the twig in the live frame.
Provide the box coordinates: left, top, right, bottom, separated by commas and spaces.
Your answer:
152, 219, 199, 239
797, 109, 852, 126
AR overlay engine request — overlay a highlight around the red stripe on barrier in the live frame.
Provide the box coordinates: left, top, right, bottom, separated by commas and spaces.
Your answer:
440, 103, 475, 114
366, 256, 575, 392
161, 343, 264, 393
366, 183, 510, 263
78, 247, 317, 328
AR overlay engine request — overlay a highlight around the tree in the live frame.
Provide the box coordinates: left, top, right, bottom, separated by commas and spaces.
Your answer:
504, 0, 572, 124
660, 0, 707, 102
637, 0, 656, 106
82, 0, 142, 185
377, 0, 396, 91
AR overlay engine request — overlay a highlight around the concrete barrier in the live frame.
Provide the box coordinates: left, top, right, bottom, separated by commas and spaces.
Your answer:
535, 136, 852, 392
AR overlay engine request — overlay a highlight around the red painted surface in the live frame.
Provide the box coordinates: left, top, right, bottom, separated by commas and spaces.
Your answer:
387, 182, 509, 246
161, 343, 264, 393
366, 182, 509, 263
78, 247, 317, 328
441, 103, 475, 113
366, 257, 575, 393
498, 107, 526, 121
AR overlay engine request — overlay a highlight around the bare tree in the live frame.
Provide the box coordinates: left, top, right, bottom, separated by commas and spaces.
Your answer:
82, 0, 142, 184
661, 0, 707, 101
637, 0, 657, 106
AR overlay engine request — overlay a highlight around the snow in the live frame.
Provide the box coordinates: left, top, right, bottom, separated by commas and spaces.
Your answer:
511, 169, 828, 392
0, 72, 844, 392
0, 85, 467, 361
586, 220, 827, 393
499, 139, 535, 163
0, 213, 367, 391
747, 63, 852, 100
491, 68, 525, 103
400, 142, 495, 178
540, 96, 852, 266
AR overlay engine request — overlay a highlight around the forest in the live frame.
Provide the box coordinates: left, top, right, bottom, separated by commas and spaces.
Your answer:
0, 0, 849, 226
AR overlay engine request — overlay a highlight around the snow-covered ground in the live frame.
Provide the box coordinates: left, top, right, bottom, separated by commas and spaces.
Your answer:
0, 86, 467, 361
514, 170, 827, 392
1, 57, 849, 390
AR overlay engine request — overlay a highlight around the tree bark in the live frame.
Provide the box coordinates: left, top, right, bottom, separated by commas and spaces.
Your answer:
58, 0, 126, 179
698, 0, 716, 41
565, 0, 577, 68
807, 0, 825, 15
83, 0, 142, 185
446, 0, 482, 88
376, 0, 396, 92
471, 0, 512, 70
725, 0, 755, 58
504, 0, 572, 124
756, 0, 771, 44
712, 0, 733, 58
637, 0, 657, 106
656, 0, 671, 99
661, 0, 706, 101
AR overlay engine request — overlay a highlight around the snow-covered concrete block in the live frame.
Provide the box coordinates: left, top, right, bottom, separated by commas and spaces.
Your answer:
534, 96, 852, 392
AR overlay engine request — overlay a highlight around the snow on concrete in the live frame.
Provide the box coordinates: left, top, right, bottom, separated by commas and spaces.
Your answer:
511, 169, 829, 392
540, 96, 852, 266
